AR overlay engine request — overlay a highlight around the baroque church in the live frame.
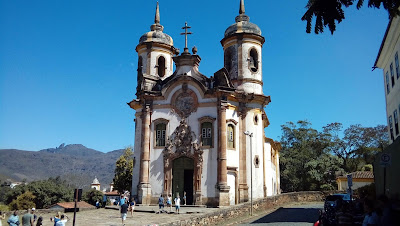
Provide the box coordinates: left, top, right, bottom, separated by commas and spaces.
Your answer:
129, 0, 281, 206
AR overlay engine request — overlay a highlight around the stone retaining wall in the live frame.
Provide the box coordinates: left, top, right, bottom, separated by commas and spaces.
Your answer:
165, 191, 333, 226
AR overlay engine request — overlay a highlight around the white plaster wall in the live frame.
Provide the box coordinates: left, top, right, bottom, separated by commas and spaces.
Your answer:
132, 112, 143, 195
244, 110, 265, 199
226, 108, 240, 168
149, 146, 164, 196
378, 18, 400, 143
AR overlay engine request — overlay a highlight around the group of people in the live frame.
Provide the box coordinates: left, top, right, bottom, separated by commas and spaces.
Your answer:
158, 192, 186, 214
2, 208, 69, 226
4, 208, 44, 226
317, 194, 399, 226
117, 195, 136, 225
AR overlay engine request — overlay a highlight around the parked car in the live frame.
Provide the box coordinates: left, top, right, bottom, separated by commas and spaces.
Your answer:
322, 194, 351, 226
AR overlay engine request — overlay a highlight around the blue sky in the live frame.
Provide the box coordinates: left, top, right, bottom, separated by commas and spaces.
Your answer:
0, 0, 389, 152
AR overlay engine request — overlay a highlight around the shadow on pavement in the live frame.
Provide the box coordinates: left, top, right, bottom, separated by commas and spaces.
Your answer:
250, 207, 320, 224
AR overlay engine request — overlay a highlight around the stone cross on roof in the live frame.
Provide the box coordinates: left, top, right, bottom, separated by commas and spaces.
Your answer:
180, 22, 192, 54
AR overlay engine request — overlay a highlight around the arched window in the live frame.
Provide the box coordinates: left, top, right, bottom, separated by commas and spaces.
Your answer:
249, 48, 258, 73
138, 56, 143, 74
155, 123, 166, 147
157, 56, 166, 77
201, 122, 213, 146
227, 124, 235, 149
224, 49, 232, 73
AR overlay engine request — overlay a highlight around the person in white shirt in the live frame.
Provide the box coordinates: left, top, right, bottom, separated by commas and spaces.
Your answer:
174, 195, 181, 214
55, 214, 68, 226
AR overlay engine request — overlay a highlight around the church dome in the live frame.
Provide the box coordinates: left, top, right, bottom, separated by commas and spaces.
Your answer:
224, 0, 262, 38
139, 30, 173, 46
92, 177, 100, 184
138, 2, 173, 46
224, 19, 261, 38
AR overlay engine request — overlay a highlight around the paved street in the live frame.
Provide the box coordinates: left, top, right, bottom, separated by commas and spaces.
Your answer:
239, 202, 323, 226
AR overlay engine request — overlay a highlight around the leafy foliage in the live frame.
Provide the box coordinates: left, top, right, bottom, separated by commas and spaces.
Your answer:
113, 147, 134, 194
280, 121, 342, 192
302, 0, 400, 34
82, 189, 104, 206
279, 120, 388, 192
8, 191, 36, 210
5, 177, 74, 209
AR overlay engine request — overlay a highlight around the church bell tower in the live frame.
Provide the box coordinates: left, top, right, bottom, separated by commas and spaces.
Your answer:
221, 0, 265, 95
136, 2, 176, 93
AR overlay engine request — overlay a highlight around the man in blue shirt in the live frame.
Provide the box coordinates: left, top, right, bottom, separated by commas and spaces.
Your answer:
7, 211, 20, 226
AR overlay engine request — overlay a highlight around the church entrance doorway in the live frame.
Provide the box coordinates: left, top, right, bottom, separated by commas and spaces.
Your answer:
172, 157, 194, 205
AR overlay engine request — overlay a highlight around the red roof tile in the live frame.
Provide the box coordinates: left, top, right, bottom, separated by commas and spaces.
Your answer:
52, 201, 94, 209
337, 171, 374, 179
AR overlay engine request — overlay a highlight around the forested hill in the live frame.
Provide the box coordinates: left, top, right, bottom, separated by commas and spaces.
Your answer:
0, 144, 125, 189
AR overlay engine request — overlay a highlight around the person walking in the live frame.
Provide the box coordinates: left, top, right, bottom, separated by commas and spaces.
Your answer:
167, 194, 172, 213
128, 198, 135, 216
120, 202, 129, 225
174, 195, 181, 214
7, 211, 19, 226
158, 194, 165, 213
22, 209, 34, 226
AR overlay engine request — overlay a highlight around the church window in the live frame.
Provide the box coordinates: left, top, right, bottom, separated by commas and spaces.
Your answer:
390, 63, 395, 87
201, 122, 213, 146
254, 115, 259, 125
395, 52, 399, 79
224, 49, 232, 73
155, 123, 166, 147
157, 56, 166, 77
254, 155, 260, 168
227, 124, 235, 149
386, 72, 390, 94
138, 56, 143, 74
389, 116, 394, 141
394, 110, 399, 135
198, 116, 215, 147
249, 48, 258, 73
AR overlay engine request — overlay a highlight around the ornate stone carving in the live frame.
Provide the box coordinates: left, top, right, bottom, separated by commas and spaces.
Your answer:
172, 83, 198, 118
162, 119, 203, 166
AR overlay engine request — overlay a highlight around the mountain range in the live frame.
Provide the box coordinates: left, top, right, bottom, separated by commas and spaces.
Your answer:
0, 144, 125, 189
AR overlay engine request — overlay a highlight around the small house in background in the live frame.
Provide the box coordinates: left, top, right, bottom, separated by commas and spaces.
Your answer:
336, 171, 374, 191
49, 201, 95, 212
91, 177, 101, 190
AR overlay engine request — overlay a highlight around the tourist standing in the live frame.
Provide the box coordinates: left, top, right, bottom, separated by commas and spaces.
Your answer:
167, 194, 172, 213
174, 195, 181, 214
129, 198, 136, 216
183, 192, 187, 205
158, 194, 165, 213
7, 211, 19, 226
55, 214, 68, 226
35, 217, 43, 226
50, 212, 61, 226
22, 209, 33, 226
31, 208, 37, 224
120, 202, 129, 225
0, 210, 5, 226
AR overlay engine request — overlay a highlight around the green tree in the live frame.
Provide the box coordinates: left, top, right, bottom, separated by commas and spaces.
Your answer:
9, 191, 36, 210
280, 121, 341, 192
113, 147, 134, 194
5, 177, 74, 209
302, 0, 400, 34
82, 189, 104, 206
325, 124, 388, 172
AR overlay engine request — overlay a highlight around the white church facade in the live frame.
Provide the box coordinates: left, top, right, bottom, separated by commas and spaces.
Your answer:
129, 0, 280, 206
